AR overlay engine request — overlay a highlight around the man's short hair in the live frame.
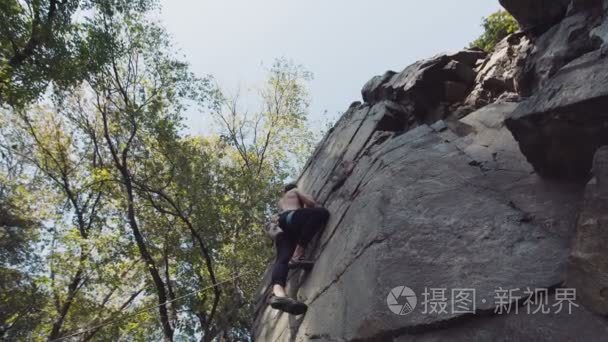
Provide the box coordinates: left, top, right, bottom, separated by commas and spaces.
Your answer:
283, 183, 297, 193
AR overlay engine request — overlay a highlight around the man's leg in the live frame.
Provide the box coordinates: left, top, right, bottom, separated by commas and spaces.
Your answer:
291, 207, 330, 257
268, 213, 309, 315
270, 232, 297, 296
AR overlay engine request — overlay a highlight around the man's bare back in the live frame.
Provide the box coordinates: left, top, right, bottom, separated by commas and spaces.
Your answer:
278, 189, 316, 212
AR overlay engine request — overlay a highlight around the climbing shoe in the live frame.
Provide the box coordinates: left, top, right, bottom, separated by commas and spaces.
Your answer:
288, 256, 314, 270
268, 295, 308, 315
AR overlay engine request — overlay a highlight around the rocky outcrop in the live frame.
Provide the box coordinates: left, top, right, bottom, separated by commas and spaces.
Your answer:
498, 0, 604, 34
253, 1, 608, 341
506, 51, 608, 179
518, 9, 604, 95
361, 50, 486, 123
463, 33, 531, 109
500, 0, 608, 180
498, 0, 570, 32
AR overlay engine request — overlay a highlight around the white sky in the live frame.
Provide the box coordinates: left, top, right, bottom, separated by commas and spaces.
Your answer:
158, 0, 502, 135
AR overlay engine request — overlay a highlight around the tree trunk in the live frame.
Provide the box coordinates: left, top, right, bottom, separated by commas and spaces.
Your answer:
123, 178, 174, 341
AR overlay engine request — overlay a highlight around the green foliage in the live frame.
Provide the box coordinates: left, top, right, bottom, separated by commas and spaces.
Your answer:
0, 124, 49, 340
212, 57, 318, 177
0, 0, 159, 107
470, 10, 519, 52
0, 2, 318, 340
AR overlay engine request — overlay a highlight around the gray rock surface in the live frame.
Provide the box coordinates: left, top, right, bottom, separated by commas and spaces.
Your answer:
498, 0, 604, 33
442, 60, 477, 85
566, 146, 608, 315
502, 1, 608, 180
464, 34, 531, 109
395, 296, 608, 342
498, 0, 570, 33
253, 2, 608, 340
506, 51, 608, 179
361, 50, 485, 123
253, 99, 591, 342
518, 9, 604, 96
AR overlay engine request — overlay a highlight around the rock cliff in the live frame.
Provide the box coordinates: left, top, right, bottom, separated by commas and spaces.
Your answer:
253, 1, 608, 341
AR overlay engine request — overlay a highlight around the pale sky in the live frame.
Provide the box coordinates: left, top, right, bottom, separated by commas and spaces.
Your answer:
158, 0, 502, 134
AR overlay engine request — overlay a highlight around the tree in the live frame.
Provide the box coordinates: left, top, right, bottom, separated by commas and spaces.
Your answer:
0, 136, 47, 340
0, 0, 159, 107
202, 58, 318, 339
212, 58, 317, 177
81, 14, 213, 340
1, 2, 198, 340
135, 136, 256, 341
2, 99, 151, 341
1, 2, 320, 341
470, 10, 519, 52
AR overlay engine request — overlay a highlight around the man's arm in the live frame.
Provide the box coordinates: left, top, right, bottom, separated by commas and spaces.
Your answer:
296, 190, 317, 208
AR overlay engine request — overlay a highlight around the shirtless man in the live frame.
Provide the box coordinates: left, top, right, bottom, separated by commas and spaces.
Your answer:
268, 183, 330, 315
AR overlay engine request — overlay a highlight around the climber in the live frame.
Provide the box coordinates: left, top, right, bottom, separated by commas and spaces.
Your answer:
267, 183, 330, 315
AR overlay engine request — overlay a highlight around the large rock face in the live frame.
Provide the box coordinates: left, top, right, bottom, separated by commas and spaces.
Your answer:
252, 2, 608, 341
